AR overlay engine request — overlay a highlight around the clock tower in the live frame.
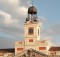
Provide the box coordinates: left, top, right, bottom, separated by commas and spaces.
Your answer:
24, 6, 41, 47
15, 6, 50, 55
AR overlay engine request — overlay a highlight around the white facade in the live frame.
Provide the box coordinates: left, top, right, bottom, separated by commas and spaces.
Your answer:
15, 20, 51, 55
15, 6, 51, 55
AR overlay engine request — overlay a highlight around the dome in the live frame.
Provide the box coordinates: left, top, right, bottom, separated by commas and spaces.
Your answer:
28, 6, 37, 14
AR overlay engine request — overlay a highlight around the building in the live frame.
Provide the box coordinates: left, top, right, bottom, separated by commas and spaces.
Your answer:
0, 48, 14, 57
15, 6, 51, 55
0, 5, 60, 57
48, 47, 60, 56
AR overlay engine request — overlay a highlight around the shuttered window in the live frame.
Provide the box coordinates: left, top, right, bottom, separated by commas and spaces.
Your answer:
39, 47, 46, 50
17, 48, 23, 51
29, 39, 33, 42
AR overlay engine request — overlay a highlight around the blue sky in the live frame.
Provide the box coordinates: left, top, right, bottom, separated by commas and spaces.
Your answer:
34, 0, 60, 24
34, 0, 60, 41
0, 0, 60, 48
42, 0, 60, 45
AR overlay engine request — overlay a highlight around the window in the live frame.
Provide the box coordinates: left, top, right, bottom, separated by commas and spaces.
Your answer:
17, 48, 23, 51
39, 47, 46, 50
38, 29, 39, 36
18, 42, 22, 44
29, 39, 33, 42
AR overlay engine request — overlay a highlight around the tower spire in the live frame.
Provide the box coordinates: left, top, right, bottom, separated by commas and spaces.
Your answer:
26, 1, 38, 22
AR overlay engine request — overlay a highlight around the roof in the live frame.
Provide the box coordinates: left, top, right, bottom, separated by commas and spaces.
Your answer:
0, 48, 14, 52
49, 47, 60, 51
28, 6, 37, 14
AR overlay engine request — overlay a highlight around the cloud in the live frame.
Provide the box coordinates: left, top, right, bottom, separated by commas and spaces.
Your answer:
0, 0, 30, 48
0, 0, 19, 5
19, 0, 31, 7
0, 36, 15, 48
8, 0, 19, 5
46, 24, 60, 35
0, 10, 24, 39
0, 0, 28, 20
0, 0, 60, 48
0, 10, 18, 26
17, 6, 28, 17
41, 23, 60, 46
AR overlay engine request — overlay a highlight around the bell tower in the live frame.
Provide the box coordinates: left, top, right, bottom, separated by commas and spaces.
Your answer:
24, 6, 41, 46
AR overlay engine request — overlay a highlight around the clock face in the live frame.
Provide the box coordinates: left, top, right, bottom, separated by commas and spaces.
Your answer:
28, 27, 34, 35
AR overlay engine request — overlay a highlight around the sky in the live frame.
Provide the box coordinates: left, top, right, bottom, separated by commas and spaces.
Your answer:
0, 0, 60, 48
